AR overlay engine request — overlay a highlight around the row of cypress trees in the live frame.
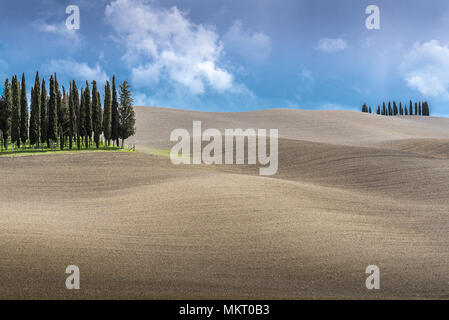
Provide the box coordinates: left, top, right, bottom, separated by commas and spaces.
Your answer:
0, 71, 136, 151
362, 101, 430, 116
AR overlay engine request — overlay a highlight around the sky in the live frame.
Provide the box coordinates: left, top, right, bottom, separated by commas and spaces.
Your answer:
1, 0, 449, 116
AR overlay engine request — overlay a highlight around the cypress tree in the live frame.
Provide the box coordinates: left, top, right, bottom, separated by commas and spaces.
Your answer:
47, 75, 58, 147
399, 102, 403, 115
79, 87, 86, 148
388, 102, 392, 116
382, 102, 386, 115
419, 102, 422, 116
29, 72, 41, 148
393, 101, 398, 115
11, 75, 20, 149
20, 73, 28, 149
68, 82, 74, 149
54, 75, 64, 150
92, 81, 102, 148
423, 101, 430, 116
118, 81, 136, 147
84, 81, 92, 148
409, 100, 413, 115
0, 78, 12, 150
59, 86, 69, 150
40, 79, 48, 148
415, 102, 418, 115
97, 91, 102, 144
111, 75, 119, 147
30, 87, 34, 142
377, 105, 380, 115
69, 81, 78, 150
405, 105, 409, 115
103, 81, 112, 146
73, 82, 82, 150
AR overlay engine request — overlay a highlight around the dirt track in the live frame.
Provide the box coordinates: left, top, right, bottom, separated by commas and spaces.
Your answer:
1, 107, 449, 299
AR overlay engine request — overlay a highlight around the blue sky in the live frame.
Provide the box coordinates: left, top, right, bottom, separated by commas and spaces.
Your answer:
1, 0, 449, 115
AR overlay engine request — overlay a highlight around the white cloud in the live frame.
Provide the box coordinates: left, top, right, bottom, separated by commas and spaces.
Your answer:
316, 38, 348, 53
34, 21, 81, 46
46, 59, 108, 85
104, 0, 234, 95
223, 20, 272, 63
133, 92, 154, 106
400, 40, 449, 99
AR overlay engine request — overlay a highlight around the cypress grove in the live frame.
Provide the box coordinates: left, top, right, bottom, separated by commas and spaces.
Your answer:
362, 100, 431, 117
0, 72, 136, 153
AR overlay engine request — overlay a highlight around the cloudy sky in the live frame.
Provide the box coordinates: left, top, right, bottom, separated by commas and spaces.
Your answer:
1, 0, 449, 115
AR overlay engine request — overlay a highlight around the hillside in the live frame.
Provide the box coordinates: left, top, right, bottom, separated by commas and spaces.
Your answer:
1, 106, 449, 299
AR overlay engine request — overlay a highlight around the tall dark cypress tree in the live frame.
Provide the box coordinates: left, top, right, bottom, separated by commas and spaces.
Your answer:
30, 87, 35, 142
399, 102, 403, 115
382, 102, 386, 115
73, 82, 82, 150
415, 102, 418, 116
20, 73, 28, 149
409, 100, 413, 115
29, 72, 41, 148
97, 91, 102, 145
11, 75, 20, 149
54, 75, 64, 150
388, 102, 392, 116
59, 86, 69, 150
392, 101, 396, 115
103, 81, 112, 146
418, 102, 422, 116
376, 105, 380, 115
423, 101, 430, 116
0, 78, 12, 150
68, 82, 75, 149
47, 75, 58, 147
405, 104, 409, 115
40, 79, 47, 148
118, 81, 136, 147
91, 81, 102, 148
79, 87, 86, 148
84, 81, 92, 148
111, 75, 119, 147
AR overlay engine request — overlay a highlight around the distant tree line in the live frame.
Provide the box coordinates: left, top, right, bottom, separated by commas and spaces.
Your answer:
0, 72, 136, 151
361, 101, 430, 116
